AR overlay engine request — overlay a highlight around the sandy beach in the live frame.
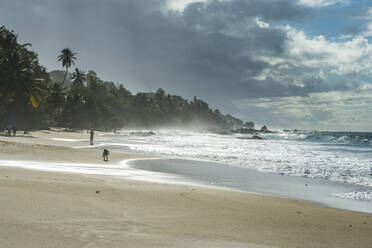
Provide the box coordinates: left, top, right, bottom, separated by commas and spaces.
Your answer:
0, 130, 372, 248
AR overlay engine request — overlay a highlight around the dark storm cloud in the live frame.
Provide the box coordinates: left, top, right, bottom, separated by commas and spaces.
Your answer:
183, 0, 311, 24
0, 0, 364, 108
0, 0, 311, 96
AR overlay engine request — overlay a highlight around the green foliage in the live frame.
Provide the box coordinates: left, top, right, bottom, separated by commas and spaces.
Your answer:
0, 26, 50, 129
47, 71, 241, 131
0, 26, 244, 131
71, 68, 86, 89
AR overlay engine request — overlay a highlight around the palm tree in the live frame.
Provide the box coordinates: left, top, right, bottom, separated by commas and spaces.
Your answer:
0, 26, 50, 128
0, 26, 47, 109
57, 48, 76, 86
71, 68, 86, 87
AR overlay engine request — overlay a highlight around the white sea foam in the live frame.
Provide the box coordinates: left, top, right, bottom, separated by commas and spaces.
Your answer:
51, 138, 84, 142
100, 130, 372, 189
0, 159, 186, 184
335, 191, 372, 202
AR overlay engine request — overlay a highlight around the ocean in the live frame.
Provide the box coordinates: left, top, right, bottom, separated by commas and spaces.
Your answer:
85, 129, 372, 205
2, 129, 370, 212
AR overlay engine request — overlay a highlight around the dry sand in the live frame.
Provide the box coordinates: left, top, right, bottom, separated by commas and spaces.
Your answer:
0, 130, 371, 248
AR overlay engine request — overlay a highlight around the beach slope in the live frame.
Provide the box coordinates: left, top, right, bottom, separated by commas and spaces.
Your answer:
0, 131, 371, 248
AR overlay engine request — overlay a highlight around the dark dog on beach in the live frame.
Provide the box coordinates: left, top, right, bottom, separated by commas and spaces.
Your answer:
102, 149, 110, 161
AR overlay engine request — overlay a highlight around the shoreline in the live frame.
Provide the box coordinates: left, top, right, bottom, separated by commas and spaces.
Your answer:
128, 158, 372, 214
1, 155, 371, 214
1, 130, 372, 247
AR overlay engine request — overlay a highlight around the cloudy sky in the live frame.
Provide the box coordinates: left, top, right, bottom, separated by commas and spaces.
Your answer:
1, 0, 372, 131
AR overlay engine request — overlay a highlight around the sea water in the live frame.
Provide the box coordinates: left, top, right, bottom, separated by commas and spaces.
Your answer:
1, 129, 371, 212
84, 130, 372, 203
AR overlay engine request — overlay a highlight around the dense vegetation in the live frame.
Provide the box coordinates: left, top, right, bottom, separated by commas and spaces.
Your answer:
0, 26, 243, 131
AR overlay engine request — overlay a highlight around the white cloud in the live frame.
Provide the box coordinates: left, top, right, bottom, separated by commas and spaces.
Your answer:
255, 17, 270, 29
166, 0, 205, 11
365, 7, 372, 19
289, 27, 372, 75
235, 89, 372, 131
255, 25, 372, 75
361, 7, 372, 37
168, 0, 348, 10
298, 0, 348, 7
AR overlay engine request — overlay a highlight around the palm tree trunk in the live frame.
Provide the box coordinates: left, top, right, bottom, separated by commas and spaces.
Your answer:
61, 68, 68, 86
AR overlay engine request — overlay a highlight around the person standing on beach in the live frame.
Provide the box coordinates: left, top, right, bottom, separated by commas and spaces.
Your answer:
90, 128, 94, 145
12, 123, 17, 136
7, 123, 12, 136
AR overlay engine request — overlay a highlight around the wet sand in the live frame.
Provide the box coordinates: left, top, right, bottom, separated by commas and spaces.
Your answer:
0, 130, 372, 248
131, 158, 372, 213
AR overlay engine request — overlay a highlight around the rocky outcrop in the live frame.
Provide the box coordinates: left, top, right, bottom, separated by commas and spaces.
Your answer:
231, 128, 257, 134
251, 135, 263, 140
237, 135, 264, 140
232, 125, 275, 134
259, 125, 275, 133
130, 131, 156, 136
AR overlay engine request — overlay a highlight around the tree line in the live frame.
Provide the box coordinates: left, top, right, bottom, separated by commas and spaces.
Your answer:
0, 26, 243, 131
